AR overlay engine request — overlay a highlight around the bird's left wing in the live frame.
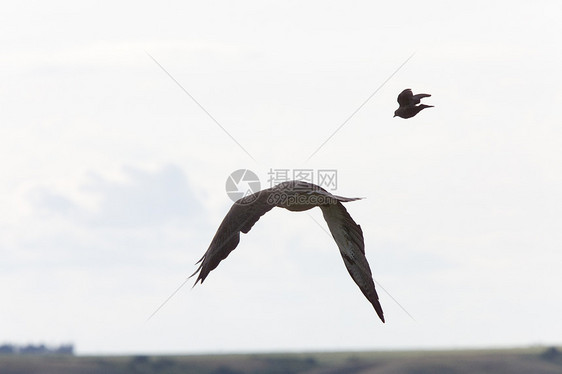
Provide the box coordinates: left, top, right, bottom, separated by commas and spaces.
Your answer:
320, 202, 385, 322
397, 88, 413, 106
191, 190, 276, 285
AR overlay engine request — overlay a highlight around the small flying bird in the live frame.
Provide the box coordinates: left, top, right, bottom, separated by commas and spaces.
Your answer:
191, 180, 385, 323
394, 88, 433, 119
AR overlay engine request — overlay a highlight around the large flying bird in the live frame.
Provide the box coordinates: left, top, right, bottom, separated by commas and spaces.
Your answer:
190, 180, 385, 322
394, 88, 433, 119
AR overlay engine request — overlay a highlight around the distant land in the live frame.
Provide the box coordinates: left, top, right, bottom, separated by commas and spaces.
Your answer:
0, 343, 73, 355
1, 346, 561, 373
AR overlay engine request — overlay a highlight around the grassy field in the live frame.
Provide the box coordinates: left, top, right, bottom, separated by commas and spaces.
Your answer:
0, 346, 561, 374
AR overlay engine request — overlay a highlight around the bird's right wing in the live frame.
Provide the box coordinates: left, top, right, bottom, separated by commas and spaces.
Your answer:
191, 190, 276, 285
412, 93, 431, 104
397, 88, 413, 106
320, 202, 385, 322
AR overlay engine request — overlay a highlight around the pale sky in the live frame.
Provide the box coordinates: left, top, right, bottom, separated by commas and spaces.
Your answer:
1, 1, 561, 354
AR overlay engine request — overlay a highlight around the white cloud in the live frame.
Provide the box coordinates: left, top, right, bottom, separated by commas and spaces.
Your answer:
29, 164, 207, 227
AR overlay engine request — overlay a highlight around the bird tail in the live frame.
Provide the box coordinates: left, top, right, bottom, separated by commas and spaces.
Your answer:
330, 195, 364, 203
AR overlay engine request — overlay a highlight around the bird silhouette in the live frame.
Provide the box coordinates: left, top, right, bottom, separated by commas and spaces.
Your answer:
394, 88, 433, 119
191, 180, 385, 322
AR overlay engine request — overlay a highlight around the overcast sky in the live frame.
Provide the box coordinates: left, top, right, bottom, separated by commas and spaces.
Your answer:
1, 1, 561, 355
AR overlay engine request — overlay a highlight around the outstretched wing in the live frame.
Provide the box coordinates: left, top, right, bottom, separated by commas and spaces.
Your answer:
397, 88, 413, 106
191, 190, 276, 285
412, 93, 431, 104
320, 202, 385, 322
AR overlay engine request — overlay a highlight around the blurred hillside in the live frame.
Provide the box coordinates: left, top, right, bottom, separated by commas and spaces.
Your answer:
0, 346, 561, 374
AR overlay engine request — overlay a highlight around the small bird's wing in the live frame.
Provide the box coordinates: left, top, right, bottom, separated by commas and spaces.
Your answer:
397, 88, 413, 106
320, 202, 385, 322
412, 93, 431, 104
191, 190, 276, 285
